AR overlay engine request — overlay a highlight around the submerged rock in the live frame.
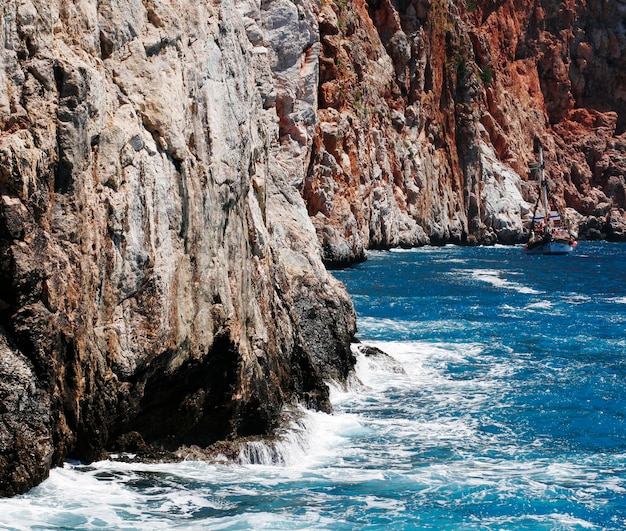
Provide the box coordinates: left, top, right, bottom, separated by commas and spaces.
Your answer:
356, 344, 407, 375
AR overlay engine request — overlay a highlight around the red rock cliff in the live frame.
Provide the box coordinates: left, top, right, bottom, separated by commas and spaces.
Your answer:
304, 0, 626, 264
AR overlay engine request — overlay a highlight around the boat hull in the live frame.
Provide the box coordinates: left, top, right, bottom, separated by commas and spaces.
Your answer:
524, 240, 576, 255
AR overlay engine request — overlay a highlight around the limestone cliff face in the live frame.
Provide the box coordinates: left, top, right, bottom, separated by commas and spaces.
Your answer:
0, 0, 355, 496
305, 0, 626, 264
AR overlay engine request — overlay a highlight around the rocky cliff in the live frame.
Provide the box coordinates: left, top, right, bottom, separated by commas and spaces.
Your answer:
307, 0, 626, 264
1, 0, 625, 497
0, 0, 355, 496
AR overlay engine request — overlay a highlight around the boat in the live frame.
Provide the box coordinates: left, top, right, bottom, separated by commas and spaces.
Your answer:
524, 146, 577, 255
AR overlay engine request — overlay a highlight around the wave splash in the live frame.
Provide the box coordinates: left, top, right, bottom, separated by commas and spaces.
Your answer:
1, 339, 624, 530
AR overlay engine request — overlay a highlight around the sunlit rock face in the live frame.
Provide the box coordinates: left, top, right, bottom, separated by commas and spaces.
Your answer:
303, 0, 626, 264
1, 0, 625, 497
0, 0, 355, 496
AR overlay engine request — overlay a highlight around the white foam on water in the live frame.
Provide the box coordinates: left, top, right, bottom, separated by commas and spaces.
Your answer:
465, 268, 542, 295
360, 340, 516, 393
0, 462, 187, 530
434, 257, 468, 264
346, 341, 625, 506
356, 316, 473, 339
479, 513, 598, 530
0, 405, 369, 530
526, 300, 554, 310
208, 511, 341, 531
562, 294, 593, 305
388, 245, 457, 254
235, 410, 319, 467
338, 342, 518, 461
1, 335, 623, 530
526, 513, 598, 529
403, 453, 624, 514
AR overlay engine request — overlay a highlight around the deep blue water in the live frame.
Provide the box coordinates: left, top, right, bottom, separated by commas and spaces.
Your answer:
1, 242, 625, 530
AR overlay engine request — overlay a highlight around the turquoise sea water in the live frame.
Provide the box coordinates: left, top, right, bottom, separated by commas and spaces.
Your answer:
1, 242, 625, 530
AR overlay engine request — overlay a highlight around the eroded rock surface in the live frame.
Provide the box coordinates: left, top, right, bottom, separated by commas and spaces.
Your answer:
305, 0, 626, 264
0, 0, 355, 496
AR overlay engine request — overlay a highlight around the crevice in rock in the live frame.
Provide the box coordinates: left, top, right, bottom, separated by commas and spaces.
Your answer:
111, 331, 258, 450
